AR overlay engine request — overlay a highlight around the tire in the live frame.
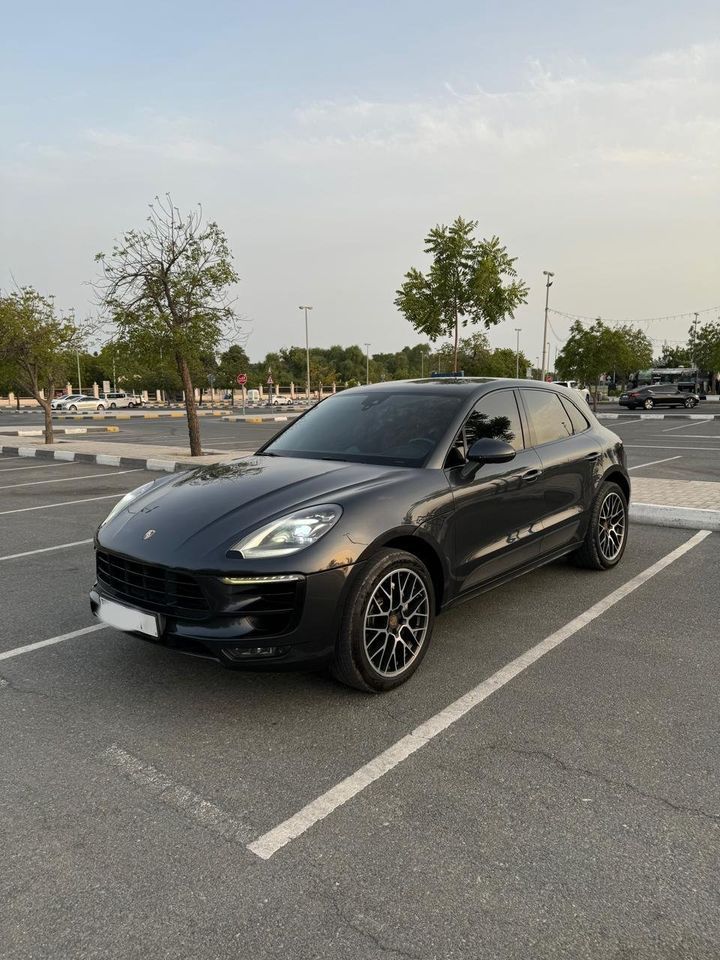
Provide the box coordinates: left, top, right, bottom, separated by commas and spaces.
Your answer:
684, 397, 697, 408
69, 404, 77, 411
127, 402, 134, 408
643, 398, 654, 409
572, 481, 628, 571
331, 549, 436, 692
97, 404, 105, 411
110, 402, 117, 409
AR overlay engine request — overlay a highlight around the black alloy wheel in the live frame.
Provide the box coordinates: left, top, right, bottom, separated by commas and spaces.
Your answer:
331, 548, 435, 692
572, 481, 628, 570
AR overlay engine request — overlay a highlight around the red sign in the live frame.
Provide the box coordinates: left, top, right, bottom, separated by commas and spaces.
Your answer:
545, 375, 553, 382
236, 373, 247, 385
266, 375, 274, 385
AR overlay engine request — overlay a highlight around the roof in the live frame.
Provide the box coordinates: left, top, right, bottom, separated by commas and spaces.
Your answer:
350, 377, 555, 395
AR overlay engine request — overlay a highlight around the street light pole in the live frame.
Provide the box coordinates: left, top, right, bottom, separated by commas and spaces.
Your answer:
299, 305, 313, 401
514, 328, 521, 378
693, 311, 700, 392
76, 351, 82, 395
541, 270, 554, 381
364, 342, 371, 385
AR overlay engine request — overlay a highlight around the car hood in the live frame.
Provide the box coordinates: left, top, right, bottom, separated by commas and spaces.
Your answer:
96, 454, 414, 564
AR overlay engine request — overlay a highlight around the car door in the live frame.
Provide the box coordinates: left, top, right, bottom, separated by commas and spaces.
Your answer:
519, 388, 599, 554
446, 388, 545, 592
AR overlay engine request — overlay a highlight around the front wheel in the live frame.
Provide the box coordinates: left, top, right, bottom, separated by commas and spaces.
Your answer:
68, 404, 77, 411
643, 398, 654, 410
331, 549, 435, 692
572, 481, 628, 570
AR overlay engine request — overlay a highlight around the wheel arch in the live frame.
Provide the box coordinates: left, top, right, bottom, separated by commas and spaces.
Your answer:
378, 534, 446, 611
603, 468, 630, 503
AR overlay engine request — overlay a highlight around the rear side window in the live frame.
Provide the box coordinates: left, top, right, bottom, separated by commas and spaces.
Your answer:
559, 396, 590, 433
521, 390, 573, 445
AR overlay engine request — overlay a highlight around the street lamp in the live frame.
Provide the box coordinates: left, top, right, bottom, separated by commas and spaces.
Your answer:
299, 305, 313, 401
364, 342, 371, 385
514, 328, 522, 378
76, 350, 82, 395
541, 270, 554, 381
693, 311, 700, 392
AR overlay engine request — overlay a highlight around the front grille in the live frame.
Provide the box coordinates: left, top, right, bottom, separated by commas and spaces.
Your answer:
96, 551, 209, 619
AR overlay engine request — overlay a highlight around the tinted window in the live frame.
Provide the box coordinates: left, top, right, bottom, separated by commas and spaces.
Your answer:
521, 390, 573, 445
559, 396, 590, 433
466, 390, 524, 451
264, 391, 465, 467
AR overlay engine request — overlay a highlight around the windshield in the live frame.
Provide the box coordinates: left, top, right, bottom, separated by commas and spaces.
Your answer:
262, 391, 465, 467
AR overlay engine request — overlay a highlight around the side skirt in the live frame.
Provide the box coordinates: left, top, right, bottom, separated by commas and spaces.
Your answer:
441, 541, 584, 612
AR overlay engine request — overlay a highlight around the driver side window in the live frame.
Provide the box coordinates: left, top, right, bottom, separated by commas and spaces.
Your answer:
444, 390, 525, 468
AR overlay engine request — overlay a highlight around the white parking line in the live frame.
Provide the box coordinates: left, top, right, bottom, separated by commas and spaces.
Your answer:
662, 421, 712, 433
103, 745, 253, 844
628, 456, 681, 471
626, 445, 720, 453
0, 623, 108, 661
0, 493, 123, 516
247, 529, 712, 860
0, 539, 94, 562
0, 468, 143, 490
0, 461, 79, 473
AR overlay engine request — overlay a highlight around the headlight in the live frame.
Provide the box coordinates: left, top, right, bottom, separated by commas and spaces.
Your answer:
100, 480, 156, 527
231, 504, 342, 558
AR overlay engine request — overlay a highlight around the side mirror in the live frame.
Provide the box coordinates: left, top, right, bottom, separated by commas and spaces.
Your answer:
467, 437, 517, 465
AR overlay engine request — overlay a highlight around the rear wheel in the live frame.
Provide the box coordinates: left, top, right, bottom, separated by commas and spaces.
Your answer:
331, 549, 435, 692
643, 398, 654, 409
572, 481, 628, 570
68, 404, 77, 411
97, 404, 105, 411
684, 397, 697, 408
110, 402, 117, 409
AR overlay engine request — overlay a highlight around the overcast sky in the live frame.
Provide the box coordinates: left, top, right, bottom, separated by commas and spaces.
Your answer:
2, 0, 719, 363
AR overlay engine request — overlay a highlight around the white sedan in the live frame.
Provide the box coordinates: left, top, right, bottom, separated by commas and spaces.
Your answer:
61, 394, 108, 412
51, 394, 84, 410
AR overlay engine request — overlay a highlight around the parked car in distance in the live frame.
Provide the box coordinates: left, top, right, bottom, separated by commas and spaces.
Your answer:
98, 391, 143, 409
63, 394, 107, 412
91, 377, 630, 692
553, 380, 592, 405
619, 384, 700, 410
51, 393, 84, 410
270, 395, 295, 406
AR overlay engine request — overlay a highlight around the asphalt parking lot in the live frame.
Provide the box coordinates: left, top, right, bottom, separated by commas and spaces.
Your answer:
1, 418, 720, 959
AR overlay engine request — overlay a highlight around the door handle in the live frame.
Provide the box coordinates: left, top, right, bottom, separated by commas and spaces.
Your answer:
584, 451, 601, 461
521, 468, 543, 483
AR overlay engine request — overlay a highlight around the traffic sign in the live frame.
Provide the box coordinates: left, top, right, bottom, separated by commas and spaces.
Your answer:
545, 375, 553, 382
266, 375, 273, 385
236, 373, 247, 385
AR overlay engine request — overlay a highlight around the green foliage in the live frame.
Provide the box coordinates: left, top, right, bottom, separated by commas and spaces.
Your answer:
653, 344, 692, 368
556, 320, 653, 406
0, 287, 82, 442
217, 344, 251, 390
689, 321, 720, 375
395, 216, 528, 370
95, 196, 240, 454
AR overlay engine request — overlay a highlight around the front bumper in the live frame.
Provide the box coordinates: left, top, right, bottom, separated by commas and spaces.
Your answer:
90, 560, 359, 669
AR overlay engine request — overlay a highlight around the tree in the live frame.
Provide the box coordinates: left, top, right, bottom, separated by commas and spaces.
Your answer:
608, 324, 653, 389
217, 344, 251, 402
654, 344, 691, 368
556, 320, 617, 410
691, 321, 720, 392
0, 288, 81, 443
95, 196, 240, 456
395, 216, 528, 373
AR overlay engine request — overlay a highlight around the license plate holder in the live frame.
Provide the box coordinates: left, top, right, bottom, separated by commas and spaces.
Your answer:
96, 598, 160, 638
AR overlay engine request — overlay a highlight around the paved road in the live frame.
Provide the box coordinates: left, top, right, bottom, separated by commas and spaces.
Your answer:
1, 455, 719, 959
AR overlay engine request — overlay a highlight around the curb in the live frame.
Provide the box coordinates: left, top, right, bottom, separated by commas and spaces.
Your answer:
0, 426, 120, 437
221, 415, 292, 423
599, 413, 720, 421
0, 443, 232, 475
629, 502, 720, 532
